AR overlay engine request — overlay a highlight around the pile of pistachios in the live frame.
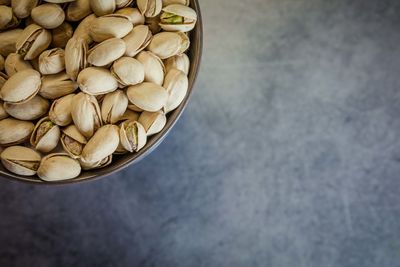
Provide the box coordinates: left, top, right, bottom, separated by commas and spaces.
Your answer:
0, 0, 196, 182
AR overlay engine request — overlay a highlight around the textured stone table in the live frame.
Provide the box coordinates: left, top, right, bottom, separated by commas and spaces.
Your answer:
2, 0, 400, 266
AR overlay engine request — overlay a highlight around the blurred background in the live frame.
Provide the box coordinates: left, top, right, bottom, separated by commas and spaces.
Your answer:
2, 0, 400, 266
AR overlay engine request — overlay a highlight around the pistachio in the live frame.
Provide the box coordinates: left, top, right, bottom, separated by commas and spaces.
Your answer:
11, 0, 38, 19
73, 14, 96, 44
79, 154, 112, 170
71, 92, 102, 138
119, 120, 146, 152
0, 72, 7, 89
123, 25, 152, 57
48, 93, 74, 126
77, 67, 118, 96
0, 118, 34, 146
1, 146, 41, 176
163, 68, 188, 113
4, 53, 33, 76
116, 7, 145, 25
145, 15, 161, 34
89, 0, 115, 16
138, 110, 166, 136
31, 3, 65, 29
137, 0, 162, 18
90, 16, 133, 43
81, 124, 119, 164
39, 72, 78, 99
0, 101, 8, 120
127, 104, 143, 112
160, 4, 197, 32
119, 109, 140, 122
127, 82, 168, 112
111, 57, 144, 87
38, 48, 65, 75
115, 0, 133, 8
0, 55, 4, 71
4, 95, 49, 120
52, 22, 74, 48
114, 142, 127, 154
101, 90, 128, 124
162, 0, 189, 6
65, 37, 88, 81
0, 29, 23, 57
16, 24, 52, 60
0, 5, 20, 30
37, 153, 81, 182
61, 125, 87, 158
136, 51, 165, 85
30, 117, 60, 153
87, 38, 126, 67
164, 53, 189, 75
66, 0, 92, 21
148, 32, 189, 59
0, 69, 41, 104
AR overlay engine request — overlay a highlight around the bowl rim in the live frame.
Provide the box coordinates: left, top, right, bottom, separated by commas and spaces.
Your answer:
0, 0, 203, 185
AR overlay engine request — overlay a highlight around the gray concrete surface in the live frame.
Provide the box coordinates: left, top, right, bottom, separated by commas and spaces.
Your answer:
2, 0, 400, 266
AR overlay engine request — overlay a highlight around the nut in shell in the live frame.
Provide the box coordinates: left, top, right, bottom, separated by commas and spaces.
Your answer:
37, 153, 81, 182
0, 5, 20, 31
67, 0, 92, 22
80, 155, 112, 170
31, 3, 65, 29
0, 29, 23, 57
90, 0, 115, 16
73, 14, 97, 45
0, 69, 41, 104
1, 146, 41, 176
0, 118, 34, 146
16, 24, 52, 60
119, 120, 147, 152
111, 57, 144, 87
138, 110, 167, 136
136, 51, 165, 85
159, 4, 197, 32
11, 0, 39, 19
87, 38, 126, 67
52, 22, 74, 48
30, 117, 60, 153
127, 82, 168, 112
123, 25, 152, 57
4, 95, 49, 121
101, 90, 128, 124
61, 125, 87, 159
71, 92, 103, 138
65, 37, 88, 81
116, 7, 145, 26
116, 0, 134, 8
39, 48, 65, 75
4, 53, 33, 77
147, 31, 190, 59
90, 16, 132, 43
78, 67, 119, 96
164, 53, 189, 75
39, 72, 78, 99
137, 0, 162, 18
163, 68, 188, 113
48, 93, 74, 126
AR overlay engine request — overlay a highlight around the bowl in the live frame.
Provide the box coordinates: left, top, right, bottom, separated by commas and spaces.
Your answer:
0, 0, 203, 184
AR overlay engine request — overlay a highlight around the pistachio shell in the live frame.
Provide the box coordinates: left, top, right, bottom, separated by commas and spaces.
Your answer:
162, 0, 189, 6
0, 55, 4, 71
138, 110, 166, 136
114, 142, 127, 154
111, 57, 144, 87
67, 0, 92, 21
159, 4, 197, 32
163, 68, 188, 113
51, 22, 74, 48
0, 5, 19, 30
147, 32, 189, 59
37, 153, 81, 182
40, 72, 78, 99
4, 53, 33, 76
0, 69, 41, 104
31, 3, 65, 29
119, 120, 146, 152
0, 72, 7, 89
1, 146, 41, 176
16, 24, 52, 60
61, 125, 87, 158
87, 38, 126, 67
127, 82, 168, 112
145, 15, 161, 34
79, 154, 112, 170
101, 90, 128, 124
123, 25, 152, 57
116, 7, 144, 25
30, 116, 60, 153
77, 67, 118, 96
65, 37, 88, 81
90, 16, 133, 43
81, 124, 119, 164
89, 0, 115, 16
136, 51, 165, 85
127, 104, 143, 112
39, 48, 65, 75
115, 0, 133, 8
0, 100, 8, 120
164, 53, 189, 75
119, 109, 140, 122
4, 95, 49, 120
0, 118, 34, 146
137, 0, 162, 17
0, 29, 23, 57
71, 92, 102, 138
49, 93, 74, 126
73, 14, 97, 44
11, 0, 38, 19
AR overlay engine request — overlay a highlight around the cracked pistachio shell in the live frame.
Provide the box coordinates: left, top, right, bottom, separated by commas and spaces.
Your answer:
115, 0, 133, 8
0, 118, 34, 146
0, 29, 23, 57
11, 0, 38, 19
30, 117, 60, 153
119, 109, 140, 122
52, 22, 74, 48
163, 68, 188, 113
119, 120, 146, 152
79, 154, 112, 170
4, 95, 49, 120
111, 57, 144, 87
90, 16, 133, 43
67, 0, 92, 21
16, 24, 52, 60
116, 8, 145, 25
162, 0, 189, 6
164, 53, 189, 75
123, 25, 152, 57
1, 146, 41, 176
4, 53, 33, 76
0, 69, 41, 104
65, 37, 88, 81
101, 90, 128, 124
37, 153, 81, 182
71, 92, 102, 138
87, 38, 126, 67
137, 0, 162, 17
0, 55, 3, 71
136, 51, 165, 85
0, 6, 19, 30
127, 82, 168, 112
145, 15, 161, 34
89, 0, 115, 16
148, 32, 189, 59
31, 3, 65, 29
138, 110, 166, 136
49, 93, 74, 126
40, 72, 78, 99
73, 14, 97, 44
77, 67, 118, 96
159, 4, 197, 32
39, 48, 65, 75
61, 125, 87, 159
81, 124, 119, 164
0, 101, 8, 120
